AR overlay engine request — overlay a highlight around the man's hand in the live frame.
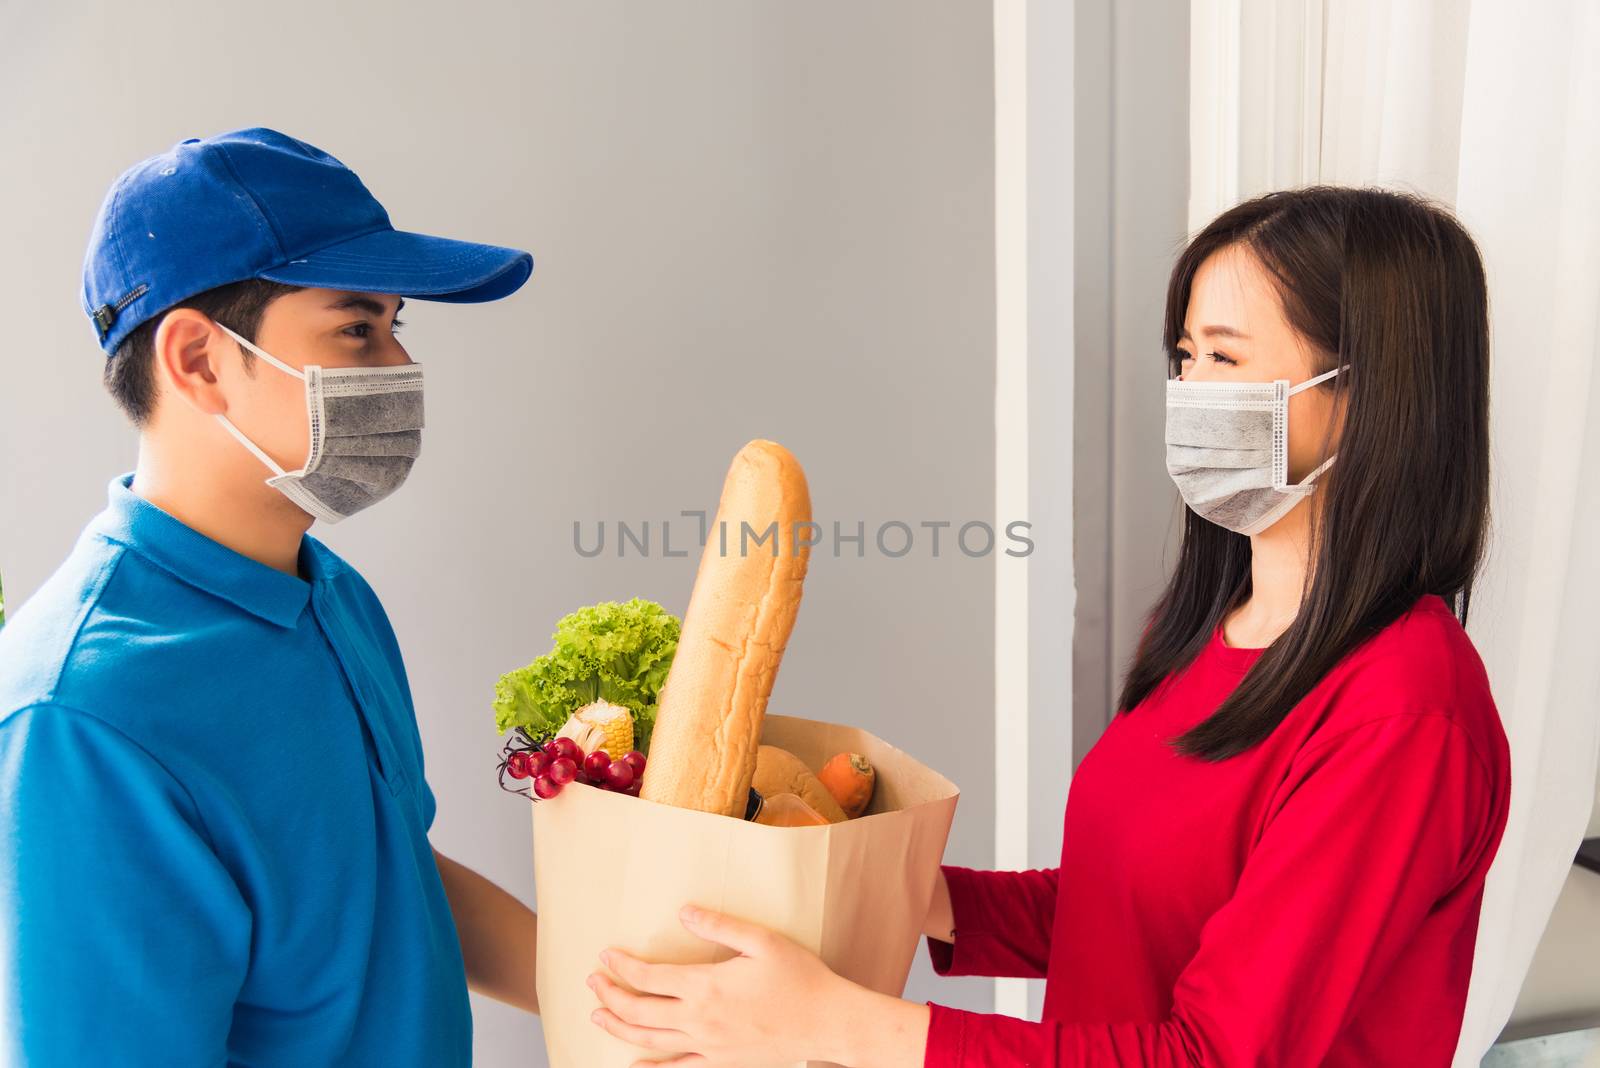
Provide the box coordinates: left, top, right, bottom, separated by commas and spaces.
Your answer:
433, 847, 539, 1015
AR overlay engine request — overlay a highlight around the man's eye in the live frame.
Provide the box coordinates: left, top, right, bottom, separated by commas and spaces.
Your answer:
345, 319, 405, 339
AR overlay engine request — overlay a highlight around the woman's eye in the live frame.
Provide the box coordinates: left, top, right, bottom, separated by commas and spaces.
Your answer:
1206, 350, 1235, 365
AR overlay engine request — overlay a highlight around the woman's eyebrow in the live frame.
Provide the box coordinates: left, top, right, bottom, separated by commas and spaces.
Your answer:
1180, 324, 1251, 341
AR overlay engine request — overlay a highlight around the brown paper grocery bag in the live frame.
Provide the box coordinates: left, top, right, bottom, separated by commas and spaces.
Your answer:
531, 713, 959, 1068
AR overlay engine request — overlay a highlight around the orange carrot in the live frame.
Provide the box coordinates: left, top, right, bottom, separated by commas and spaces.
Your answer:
818, 752, 876, 818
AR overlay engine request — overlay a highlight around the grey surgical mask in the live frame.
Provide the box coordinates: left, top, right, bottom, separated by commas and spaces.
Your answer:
1165, 365, 1346, 536
211, 321, 424, 524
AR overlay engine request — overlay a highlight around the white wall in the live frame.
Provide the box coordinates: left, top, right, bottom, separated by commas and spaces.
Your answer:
1071, 0, 1191, 773
0, 3, 1001, 1064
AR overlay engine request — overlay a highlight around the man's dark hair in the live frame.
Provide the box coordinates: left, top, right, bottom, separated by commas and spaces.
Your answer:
104, 278, 305, 427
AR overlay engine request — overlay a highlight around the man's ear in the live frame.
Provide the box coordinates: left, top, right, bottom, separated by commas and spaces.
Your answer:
152, 309, 233, 418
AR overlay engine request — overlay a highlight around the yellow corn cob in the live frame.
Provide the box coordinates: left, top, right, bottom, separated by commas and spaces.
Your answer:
555, 700, 635, 761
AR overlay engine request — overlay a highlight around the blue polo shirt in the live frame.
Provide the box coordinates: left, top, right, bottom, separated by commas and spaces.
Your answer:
0, 472, 471, 1066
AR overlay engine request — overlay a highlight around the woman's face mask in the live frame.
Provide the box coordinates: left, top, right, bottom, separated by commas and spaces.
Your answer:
1164, 364, 1347, 535
211, 320, 424, 525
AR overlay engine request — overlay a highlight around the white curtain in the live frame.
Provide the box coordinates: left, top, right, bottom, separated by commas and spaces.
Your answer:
1188, 0, 1600, 1061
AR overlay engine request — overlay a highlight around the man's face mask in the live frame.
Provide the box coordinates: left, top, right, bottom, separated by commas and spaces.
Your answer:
1164, 364, 1347, 536
211, 320, 424, 525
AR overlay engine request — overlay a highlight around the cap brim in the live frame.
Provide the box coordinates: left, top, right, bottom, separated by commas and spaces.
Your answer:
256, 227, 533, 303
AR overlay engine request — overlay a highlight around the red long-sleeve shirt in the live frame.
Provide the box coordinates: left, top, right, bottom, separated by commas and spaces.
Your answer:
922, 593, 1511, 1067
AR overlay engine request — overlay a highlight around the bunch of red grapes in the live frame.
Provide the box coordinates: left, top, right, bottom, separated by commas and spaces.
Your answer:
500, 732, 647, 801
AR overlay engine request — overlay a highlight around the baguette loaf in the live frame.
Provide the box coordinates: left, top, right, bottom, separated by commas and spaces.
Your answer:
640, 440, 812, 816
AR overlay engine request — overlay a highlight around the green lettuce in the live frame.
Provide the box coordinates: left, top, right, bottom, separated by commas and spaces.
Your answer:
492, 598, 680, 754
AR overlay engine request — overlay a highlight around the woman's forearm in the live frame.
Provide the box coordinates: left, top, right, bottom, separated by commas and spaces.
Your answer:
923, 867, 955, 942
432, 847, 540, 1014
823, 981, 931, 1068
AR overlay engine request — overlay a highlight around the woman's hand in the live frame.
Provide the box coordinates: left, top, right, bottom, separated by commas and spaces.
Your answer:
587, 905, 929, 1068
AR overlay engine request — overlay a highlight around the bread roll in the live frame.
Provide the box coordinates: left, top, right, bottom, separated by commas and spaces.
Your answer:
640, 440, 812, 816
752, 745, 847, 823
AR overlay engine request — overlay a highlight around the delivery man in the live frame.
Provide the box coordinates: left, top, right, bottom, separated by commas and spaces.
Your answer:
0, 127, 541, 1065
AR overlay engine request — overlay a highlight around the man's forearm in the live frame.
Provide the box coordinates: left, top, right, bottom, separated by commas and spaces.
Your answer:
433, 847, 539, 1014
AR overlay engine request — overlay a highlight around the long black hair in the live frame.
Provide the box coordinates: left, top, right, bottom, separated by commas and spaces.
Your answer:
1115, 185, 1492, 761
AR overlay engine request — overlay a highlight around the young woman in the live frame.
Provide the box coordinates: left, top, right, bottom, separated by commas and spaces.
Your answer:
586, 185, 1512, 1067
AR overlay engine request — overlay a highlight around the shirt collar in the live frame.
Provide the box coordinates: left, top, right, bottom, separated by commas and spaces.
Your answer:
86, 471, 345, 629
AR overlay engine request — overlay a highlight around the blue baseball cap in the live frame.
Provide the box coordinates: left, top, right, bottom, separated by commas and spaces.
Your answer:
82, 126, 535, 355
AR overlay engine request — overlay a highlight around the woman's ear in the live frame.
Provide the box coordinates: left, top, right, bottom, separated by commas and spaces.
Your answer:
1330, 378, 1350, 440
